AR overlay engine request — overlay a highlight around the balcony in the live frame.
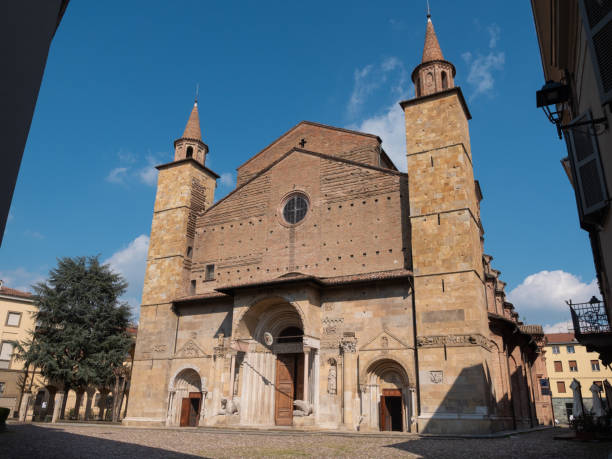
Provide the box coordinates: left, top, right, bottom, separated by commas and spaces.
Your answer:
569, 296, 612, 366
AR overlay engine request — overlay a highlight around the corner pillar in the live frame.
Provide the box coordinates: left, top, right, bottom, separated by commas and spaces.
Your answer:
341, 336, 357, 429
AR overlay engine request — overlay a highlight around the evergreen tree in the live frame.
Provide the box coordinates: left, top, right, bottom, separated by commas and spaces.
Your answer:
17, 256, 132, 407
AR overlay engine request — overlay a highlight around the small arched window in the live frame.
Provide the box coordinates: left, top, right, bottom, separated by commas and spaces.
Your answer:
186, 146, 193, 158
441, 71, 448, 89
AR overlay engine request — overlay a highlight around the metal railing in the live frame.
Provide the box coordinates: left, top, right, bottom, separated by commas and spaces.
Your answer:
568, 296, 611, 335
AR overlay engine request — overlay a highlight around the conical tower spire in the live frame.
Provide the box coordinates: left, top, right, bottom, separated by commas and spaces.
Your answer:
411, 13, 455, 98
173, 99, 209, 165
422, 15, 444, 63
182, 101, 202, 141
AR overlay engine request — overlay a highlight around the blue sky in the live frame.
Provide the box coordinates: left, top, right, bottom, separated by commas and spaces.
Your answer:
0, 1, 599, 330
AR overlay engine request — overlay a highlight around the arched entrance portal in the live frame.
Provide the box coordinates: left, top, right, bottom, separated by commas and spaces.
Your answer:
167, 368, 204, 427
363, 359, 411, 432
234, 297, 317, 427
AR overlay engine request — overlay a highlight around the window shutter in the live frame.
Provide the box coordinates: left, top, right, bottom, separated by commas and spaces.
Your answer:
566, 111, 609, 229
579, 0, 612, 104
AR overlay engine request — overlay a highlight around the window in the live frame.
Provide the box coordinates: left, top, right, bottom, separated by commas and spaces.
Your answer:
282, 194, 308, 225
567, 345, 575, 354
554, 361, 563, 372
552, 345, 560, 354
5, 312, 21, 327
557, 381, 566, 393
0, 382, 4, 396
186, 246, 192, 258
441, 71, 448, 89
0, 342, 14, 369
205, 264, 215, 281
578, 0, 612, 104
190, 280, 196, 295
540, 378, 550, 396
565, 112, 609, 229
592, 360, 601, 371
569, 360, 578, 372
186, 146, 193, 158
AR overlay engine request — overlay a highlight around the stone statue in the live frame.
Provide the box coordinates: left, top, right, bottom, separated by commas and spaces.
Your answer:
327, 361, 337, 395
217, 396, 240, 415
293, 399, 312, 417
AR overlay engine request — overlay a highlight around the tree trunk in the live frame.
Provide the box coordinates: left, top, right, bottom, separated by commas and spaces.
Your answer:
73, 389, 85, 420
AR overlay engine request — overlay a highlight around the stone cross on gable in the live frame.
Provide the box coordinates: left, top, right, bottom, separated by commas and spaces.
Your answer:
299, 138, 307, 148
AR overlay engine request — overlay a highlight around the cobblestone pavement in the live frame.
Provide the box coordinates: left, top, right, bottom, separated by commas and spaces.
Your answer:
1, 423, 611, 458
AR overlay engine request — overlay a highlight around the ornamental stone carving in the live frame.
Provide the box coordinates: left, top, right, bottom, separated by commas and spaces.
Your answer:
416, 334, 491, 349
340, 340, 356, 354
327, 358, 337, 395
429, 370, 443, 384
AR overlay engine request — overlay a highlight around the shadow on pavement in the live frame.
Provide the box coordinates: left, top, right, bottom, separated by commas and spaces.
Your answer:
0, 424, 203, 459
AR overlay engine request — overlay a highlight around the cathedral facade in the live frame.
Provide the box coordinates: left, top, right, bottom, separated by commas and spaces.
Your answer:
124, 16, 552, 433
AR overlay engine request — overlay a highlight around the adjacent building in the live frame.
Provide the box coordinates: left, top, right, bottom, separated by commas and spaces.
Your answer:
531, 1, 612, 364
0, 281, 44, 418
545, 332, 612, 422
125, 14, 550, 434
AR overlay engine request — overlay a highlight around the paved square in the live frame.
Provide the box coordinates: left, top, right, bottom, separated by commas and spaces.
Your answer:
1, 424, 611, 458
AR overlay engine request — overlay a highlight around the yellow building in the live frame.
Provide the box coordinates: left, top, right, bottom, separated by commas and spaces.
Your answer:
0, 280, 44, 418
545, 332, 612, 422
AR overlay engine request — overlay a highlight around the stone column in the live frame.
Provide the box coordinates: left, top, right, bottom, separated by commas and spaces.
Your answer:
303, 348, 310, 403
341, 337, 357, 429
229, 354, 236, 398
210, 343, 226, 421
51, 391, 66, 423
18, 392, 32, 422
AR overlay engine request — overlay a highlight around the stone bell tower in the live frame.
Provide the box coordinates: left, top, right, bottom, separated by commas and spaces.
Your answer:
124, 100, 219, 426
401, 14, 491, 434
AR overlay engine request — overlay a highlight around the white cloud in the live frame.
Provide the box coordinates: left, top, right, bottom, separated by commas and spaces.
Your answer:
347, 57, 408, 117
104, 234, 149, 316
219, 172, 235, 188
137, 157, 159, 186
106, 167, 129, 184
462, 24, 505, 100
0, 267, 45, 293
508, 270, 599, 325
462, 51, 505, 100
351, 102, 407, 172
487, 23, 501, 49
543, 320, 574, 334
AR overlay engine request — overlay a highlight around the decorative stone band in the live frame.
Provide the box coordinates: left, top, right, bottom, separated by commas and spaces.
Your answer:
416, 334, 493, 350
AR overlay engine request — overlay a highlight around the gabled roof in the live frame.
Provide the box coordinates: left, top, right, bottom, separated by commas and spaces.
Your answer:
0, 285, 33, 300
236, 121, 384, 172
545, 332, 576, 344
200, 146, 405, 217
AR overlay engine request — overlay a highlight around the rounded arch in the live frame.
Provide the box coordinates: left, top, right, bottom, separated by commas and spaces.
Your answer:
234, 296, 306, 343
186, 146, 194, 158
366, 358, 410, 389
168, 365, 206, 392
441, 70, 448, 89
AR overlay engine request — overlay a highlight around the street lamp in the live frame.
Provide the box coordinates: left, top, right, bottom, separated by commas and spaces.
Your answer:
536, 80, 570, 138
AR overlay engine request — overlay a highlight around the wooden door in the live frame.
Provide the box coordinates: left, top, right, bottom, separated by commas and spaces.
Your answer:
180, 398, 191, 427
380, 389, 403, 432
275, 354, 295, 426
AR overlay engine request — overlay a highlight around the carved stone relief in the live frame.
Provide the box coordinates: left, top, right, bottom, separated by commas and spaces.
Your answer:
430, 370, 443, 384
327, 358, 337, 395
417, 334, 491, 350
